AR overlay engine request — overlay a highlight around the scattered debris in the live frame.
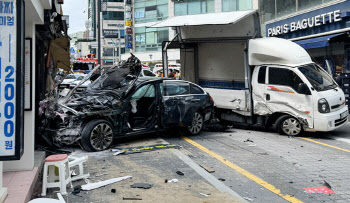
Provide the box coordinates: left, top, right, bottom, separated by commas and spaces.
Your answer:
113, 144, 180, 155
318, 159, 322, 161
248, 144, 256, 147
72, 185, 82, 195
302, 186, 335, 194
301, 146, 304, 147
166, 179, 178, 183
123, 197, 142, 200
258, 152, 269, 155
244, 139, 254, 143
199, 164, 215, 173
131, 183, 153, 189
200, 193, 211, 197
95, 173, 109, 177
81, 176, 132, 191
289, 181, 294, 184
243, 197, 254, 201
111, 189, 116, 193
218, 178, 225, 181
112, 150, 126, 156
176, 171, 184, 176
324, 181, 332, 189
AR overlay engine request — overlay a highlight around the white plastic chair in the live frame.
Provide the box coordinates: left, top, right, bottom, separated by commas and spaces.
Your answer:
29, 193, 66, 203
68, 155, 90, 181
41, 154, 72, 196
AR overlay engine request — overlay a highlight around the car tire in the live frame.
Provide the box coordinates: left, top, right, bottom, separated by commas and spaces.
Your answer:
187, 111, 204, 135
81, 119, 114, 152
275, 115, 303, 136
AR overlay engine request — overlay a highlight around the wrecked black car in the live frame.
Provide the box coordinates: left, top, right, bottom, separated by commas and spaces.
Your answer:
40, 55, 214, 152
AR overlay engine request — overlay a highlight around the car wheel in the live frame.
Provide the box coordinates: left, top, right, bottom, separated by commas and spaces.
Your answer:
187, 111, 204, 135
275, 115, 302, 136
81, 119, 114, 152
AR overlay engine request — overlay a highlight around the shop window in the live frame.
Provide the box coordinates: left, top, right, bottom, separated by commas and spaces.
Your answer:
222, 0, 252, 12
175, 0, 214, 16
298, 0, 323, 12
103, 11, 124, 20
134, 0, 168, 23
276, 0, 296, 18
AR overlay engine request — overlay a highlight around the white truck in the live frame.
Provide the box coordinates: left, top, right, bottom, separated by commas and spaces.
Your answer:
151, 10, 348, 136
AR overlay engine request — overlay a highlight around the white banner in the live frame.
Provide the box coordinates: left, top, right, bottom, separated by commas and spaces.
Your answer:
0, 0, 16, 156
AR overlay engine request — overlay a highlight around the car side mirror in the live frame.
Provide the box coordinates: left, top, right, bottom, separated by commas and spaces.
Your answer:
335, 75, 343, 86
298, 83, 311, 95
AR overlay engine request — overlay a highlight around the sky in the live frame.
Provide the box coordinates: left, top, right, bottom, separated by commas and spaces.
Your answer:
62, 0, 89, 34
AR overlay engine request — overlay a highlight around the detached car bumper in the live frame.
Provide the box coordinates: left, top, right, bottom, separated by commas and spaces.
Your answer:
311, 106, 348, 132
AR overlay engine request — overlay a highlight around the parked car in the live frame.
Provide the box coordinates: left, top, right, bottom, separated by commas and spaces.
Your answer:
40, 55, 214, 152
59, 74, 85, 89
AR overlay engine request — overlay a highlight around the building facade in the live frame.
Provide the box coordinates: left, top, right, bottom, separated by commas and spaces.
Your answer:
89, 0, 126, 65
262, 0, 350, 75
122, 0, 258, 64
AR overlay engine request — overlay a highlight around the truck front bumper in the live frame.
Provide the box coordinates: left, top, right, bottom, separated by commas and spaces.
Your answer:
309, 106, 349, 132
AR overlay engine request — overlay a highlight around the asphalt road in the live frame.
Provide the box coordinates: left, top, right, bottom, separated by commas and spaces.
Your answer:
163, 122, 350, 203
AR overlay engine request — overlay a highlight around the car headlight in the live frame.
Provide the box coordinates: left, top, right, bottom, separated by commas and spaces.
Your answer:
318, 98, 330, 113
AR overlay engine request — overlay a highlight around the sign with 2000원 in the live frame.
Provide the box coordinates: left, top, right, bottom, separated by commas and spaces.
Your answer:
0, 0, 24, 160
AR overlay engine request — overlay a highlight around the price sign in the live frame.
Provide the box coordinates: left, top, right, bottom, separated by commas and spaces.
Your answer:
0, 0, 24, 160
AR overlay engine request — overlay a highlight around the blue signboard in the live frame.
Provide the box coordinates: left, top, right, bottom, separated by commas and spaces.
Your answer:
0, 0, 24, 160
70, 47, 75, 54
126, 42, 132, 49
266, 1, 350, 39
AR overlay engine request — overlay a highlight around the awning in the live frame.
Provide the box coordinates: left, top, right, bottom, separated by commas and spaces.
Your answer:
294, 33, 343, 49
50, 36, 71, 71
150, 10, 257, 28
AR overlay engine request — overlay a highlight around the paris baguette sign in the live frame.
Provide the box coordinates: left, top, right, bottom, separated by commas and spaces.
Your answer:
268, 10, 342, 37
0, 0, 24, 160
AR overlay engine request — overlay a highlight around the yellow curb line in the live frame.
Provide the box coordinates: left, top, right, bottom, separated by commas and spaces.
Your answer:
300, 137, 350, 153
182, 136, 303, 203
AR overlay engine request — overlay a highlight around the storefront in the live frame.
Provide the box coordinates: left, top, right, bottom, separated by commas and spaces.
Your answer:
265, 0, 350, 76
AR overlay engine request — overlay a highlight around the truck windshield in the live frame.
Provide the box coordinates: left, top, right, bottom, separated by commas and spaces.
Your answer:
298, 64, 337, 92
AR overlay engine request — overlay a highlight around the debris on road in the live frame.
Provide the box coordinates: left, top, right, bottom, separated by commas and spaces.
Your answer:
218, 178, 225, 181
113, 144, 180, 155
199, 164, 215, 173
72, 185, 82, 195
302, 186, 335, 194
243, 197, 254, 201
112, 149, 125, 156
111, 189, 116, 193
165, 179, 178, 183
81, 176, 132, 191
244, 139, 254, 143
200, 193, 211, 197
123, 197, 142, 200
176, 171, 184, 176
131, 183, 153, 189
324, 180, 332, 189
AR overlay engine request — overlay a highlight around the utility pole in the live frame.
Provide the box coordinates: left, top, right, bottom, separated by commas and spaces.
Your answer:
97, 0, 101, 66
118, 29, 121, 62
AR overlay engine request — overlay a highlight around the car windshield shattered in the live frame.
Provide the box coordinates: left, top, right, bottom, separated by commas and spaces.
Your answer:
298, 64, 337, 92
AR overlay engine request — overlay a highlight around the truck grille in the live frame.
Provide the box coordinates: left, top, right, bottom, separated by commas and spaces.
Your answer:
335, 117, 348, 127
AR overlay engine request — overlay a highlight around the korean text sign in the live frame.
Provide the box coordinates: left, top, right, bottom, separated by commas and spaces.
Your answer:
0, 0, 16, 156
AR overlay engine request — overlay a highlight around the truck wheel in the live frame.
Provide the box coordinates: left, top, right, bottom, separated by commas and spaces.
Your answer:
275, 115, 302, 136
187, 111, 204, 135
81, 119, 114, 152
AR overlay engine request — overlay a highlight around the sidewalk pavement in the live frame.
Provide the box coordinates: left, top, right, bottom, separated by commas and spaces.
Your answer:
32, 137, 244, 203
